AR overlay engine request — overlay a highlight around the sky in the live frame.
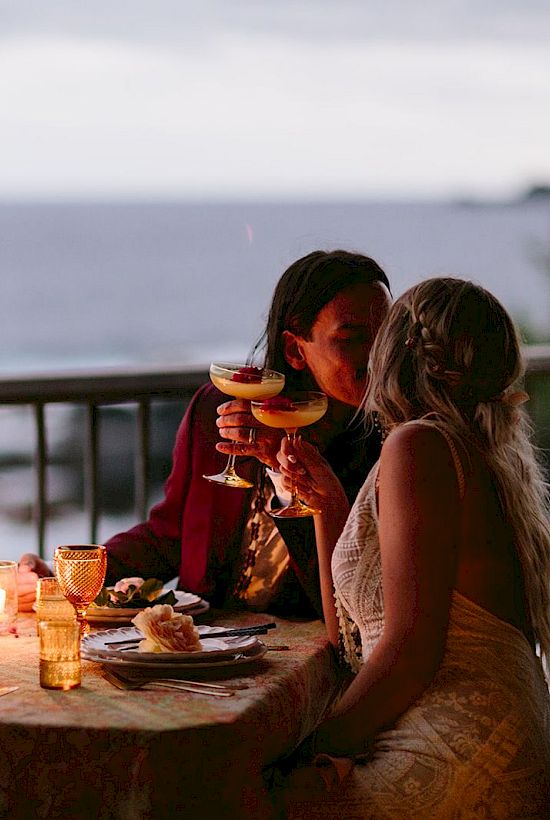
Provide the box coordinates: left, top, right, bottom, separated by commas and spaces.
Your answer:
1, 1, 550, 200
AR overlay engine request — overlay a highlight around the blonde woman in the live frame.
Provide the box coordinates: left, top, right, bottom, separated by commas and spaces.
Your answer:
275, 278, 550, 818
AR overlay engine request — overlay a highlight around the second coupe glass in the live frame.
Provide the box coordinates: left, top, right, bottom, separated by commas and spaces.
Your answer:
251, 391, 328, 517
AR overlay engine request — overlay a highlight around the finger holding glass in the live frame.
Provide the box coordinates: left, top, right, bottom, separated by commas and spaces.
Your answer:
251, 391, 328, 517
277, 436, 351, 520
215, 398, 284, 470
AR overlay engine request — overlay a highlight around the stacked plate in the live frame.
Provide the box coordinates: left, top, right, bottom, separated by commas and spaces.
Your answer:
87, 590, 210, 625
81, 625, 267, 671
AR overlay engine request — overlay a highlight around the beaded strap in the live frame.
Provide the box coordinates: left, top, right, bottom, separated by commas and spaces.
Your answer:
335, 591, 362, 673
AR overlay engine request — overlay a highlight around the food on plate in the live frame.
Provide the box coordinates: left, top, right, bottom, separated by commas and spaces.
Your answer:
132, 604, 202, 653
113, 577, 145, 596
93, 578, 177, 609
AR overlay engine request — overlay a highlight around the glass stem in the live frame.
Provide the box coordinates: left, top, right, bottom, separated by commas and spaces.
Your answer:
74, 604, 88, 633
287, 429, 299, 505
223, 446, 238, 477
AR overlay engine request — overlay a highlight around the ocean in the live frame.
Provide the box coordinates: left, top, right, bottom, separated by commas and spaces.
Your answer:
1, 198, 549, 563
1, 198, 550, 374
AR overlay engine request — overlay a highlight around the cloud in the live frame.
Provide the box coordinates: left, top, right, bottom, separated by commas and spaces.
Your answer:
1, 0, 550, 48
0, 2, 549, 198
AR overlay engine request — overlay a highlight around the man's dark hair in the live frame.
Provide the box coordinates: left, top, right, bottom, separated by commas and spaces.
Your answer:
251, 249, 390, 387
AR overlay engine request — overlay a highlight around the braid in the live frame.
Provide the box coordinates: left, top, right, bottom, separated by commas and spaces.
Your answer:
407, 310, 463, 388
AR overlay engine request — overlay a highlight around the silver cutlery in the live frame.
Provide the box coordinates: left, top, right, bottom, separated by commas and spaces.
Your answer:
102, 669, 237, 696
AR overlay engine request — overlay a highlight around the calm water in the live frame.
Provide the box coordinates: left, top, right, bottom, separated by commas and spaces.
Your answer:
1, 199, 549, 373
1, 198, 549, 562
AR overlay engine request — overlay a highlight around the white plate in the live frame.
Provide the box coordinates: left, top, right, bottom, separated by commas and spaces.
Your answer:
87, 602, 210, 625
85, 641, 268, 671
82, 625, 260, 663
87, 600, 210, 624
87, 591, 209, 624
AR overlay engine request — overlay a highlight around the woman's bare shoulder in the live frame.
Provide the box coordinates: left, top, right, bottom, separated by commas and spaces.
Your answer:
383, 420, 454, 457
381, 421, 461, 494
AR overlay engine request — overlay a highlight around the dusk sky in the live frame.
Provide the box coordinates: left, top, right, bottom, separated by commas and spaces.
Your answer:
1, 0, 550, 200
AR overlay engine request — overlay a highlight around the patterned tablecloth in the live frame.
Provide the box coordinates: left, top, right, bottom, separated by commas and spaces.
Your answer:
0, 611, 339, 819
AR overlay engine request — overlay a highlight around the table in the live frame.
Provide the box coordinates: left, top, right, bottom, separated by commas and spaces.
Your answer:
0, 611, 339, 819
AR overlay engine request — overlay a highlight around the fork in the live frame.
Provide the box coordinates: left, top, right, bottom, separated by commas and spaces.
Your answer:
102, 668, 237, 696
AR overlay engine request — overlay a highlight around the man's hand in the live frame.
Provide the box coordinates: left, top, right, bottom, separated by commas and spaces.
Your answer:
215, 399, 284, 470
17, 553, 52, 611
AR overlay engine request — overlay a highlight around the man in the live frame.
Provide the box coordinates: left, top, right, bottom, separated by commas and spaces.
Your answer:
19, 250, 391, 617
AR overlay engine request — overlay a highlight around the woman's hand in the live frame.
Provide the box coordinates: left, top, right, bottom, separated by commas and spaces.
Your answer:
215, 399, 284, 470
17, 553, 52, 611
277, 436, 349, 515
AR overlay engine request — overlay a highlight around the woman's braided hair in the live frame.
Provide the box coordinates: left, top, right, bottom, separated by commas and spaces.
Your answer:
405, 311, 463, 389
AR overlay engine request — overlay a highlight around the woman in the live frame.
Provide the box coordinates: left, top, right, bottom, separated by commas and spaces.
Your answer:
18, 250, 391, 618
276, 278, 550, 817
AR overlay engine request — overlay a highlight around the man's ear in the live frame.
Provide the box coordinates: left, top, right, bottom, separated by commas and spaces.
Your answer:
282, 330, 307, 370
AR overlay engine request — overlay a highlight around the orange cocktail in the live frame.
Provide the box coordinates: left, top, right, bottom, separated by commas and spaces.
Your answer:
251, 391, 328, 517
204, 362, 285, 488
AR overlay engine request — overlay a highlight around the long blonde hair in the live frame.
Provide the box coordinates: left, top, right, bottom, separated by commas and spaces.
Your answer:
364, 277, 550, 667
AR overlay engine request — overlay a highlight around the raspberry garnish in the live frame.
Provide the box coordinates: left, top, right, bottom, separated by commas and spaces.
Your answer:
231, 366, 263, 384
260, 396, 294, 410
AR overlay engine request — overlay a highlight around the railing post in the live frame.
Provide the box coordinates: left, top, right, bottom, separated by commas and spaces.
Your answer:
84, 403, 100, 544
34, 403, 47, 559
135, 399, 151, 522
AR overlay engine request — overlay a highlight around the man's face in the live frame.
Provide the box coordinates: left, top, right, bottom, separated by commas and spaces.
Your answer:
288, 281, 391, 408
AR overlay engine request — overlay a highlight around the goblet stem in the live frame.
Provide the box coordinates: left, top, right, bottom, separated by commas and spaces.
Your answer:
73, 604, 90, 635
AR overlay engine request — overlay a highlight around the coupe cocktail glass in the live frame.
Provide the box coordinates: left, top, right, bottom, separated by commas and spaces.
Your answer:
203, 362, 285, 488
251, 391, 328, 517
54, 545, 107, 634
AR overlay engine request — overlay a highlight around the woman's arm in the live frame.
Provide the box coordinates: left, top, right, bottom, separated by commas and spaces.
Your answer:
313, 423, 461, 756
278, 436, 350, 644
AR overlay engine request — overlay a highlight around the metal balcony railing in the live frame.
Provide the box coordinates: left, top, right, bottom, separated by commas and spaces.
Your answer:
0, 346, 549, 560
0, 363, 209, 557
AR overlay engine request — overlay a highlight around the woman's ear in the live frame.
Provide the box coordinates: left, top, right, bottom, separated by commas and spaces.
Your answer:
282, 330, 307, 370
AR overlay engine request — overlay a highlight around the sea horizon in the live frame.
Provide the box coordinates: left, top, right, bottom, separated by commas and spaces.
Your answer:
1, 196, 549, 377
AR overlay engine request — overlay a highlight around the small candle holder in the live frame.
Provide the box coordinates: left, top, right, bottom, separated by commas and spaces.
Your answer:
39, 620, 81, 690
0, 560, 18, 635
